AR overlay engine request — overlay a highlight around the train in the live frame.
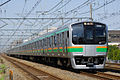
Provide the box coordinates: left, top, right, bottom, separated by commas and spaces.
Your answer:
6, 21, 108, 69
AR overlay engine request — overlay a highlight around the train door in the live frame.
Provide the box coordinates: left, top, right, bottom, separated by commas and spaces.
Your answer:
56, 34, 60, 55
84, 25, 96, 56
62, 32, 65, 54
64, 31, 69, 55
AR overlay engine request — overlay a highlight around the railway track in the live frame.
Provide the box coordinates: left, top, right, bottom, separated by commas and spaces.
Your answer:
106, 63, 120, 71
2, 55, 62, 80
2, 55, 120, 80
106, 63, 120, 66
80, 71, 120, 80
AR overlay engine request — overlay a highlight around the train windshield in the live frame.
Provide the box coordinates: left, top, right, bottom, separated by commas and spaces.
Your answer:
72, 23, 106, 44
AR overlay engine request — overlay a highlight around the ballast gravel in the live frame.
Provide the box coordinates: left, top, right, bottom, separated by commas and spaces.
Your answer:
3, 56, 98, 80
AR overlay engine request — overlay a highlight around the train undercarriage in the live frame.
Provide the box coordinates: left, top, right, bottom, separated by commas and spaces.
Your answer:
7, 54, 105, 69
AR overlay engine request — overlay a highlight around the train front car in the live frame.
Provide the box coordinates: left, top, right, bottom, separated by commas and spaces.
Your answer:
70, 22, 108, 69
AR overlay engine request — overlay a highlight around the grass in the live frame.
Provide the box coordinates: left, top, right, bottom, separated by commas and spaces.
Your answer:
0, 75, 4, 80
0, 64, 5, 74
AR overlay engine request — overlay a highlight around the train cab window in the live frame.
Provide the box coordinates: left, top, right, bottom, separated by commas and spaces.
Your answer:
95, 24, 106, 44
72, 24, 84, 44
72, 23, 106, 44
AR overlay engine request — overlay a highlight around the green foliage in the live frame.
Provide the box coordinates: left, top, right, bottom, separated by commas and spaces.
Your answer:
0, 64, 5, 74
108, 45, 120, 60
0, 75, 4, 80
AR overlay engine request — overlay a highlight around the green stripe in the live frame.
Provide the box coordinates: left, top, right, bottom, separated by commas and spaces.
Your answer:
96, 48, 107, 52
53, 49, 58, 52
67, 48, 83, 52
59, 49, 63, 52
46, 33, 54, 37
48, 50, 52, 52
56, 28, 69, 34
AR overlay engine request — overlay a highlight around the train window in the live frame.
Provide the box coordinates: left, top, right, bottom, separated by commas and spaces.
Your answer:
72, 24, 84, 44
49, 37, 52, 47
95, 25, 106, 37
44, 39, 47, 47
54, 36, 56, 47
38, 40, 40, 48
44, 39, 45, 47
36, 41, 38, 49
47, 38, 49, 47
46, 38, 47, 47
62, 32, 65, 46
72, 23, 106, 44
59, 33, 62, 46
52, 36, 54, 47
35, 42, 37, 49
67, 31, 69, 38
42, 40, 44, 47
57, 34, 59, 46
40, 40, 42, 48
36, 42, 38, 48
85, 26, 94, 40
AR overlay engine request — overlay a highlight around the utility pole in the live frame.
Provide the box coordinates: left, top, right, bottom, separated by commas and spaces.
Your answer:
90, 4, 93, 21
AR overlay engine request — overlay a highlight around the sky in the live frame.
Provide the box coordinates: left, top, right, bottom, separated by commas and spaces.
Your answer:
0, 0, 119, 29
0, 0, 120, 51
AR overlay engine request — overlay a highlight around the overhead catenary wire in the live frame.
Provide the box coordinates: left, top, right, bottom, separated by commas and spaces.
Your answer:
36, 0, 91, 34
77, 0, 116, 17
0, 0, 11, 7
2, 0, 42, 50
32, 0, 71, 30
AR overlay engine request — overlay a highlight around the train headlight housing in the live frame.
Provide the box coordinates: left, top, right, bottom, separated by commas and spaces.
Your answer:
84, 22, 93, 25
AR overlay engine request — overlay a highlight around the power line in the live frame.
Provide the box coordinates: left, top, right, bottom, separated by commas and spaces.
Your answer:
37, 0, 91, 33
0, 35, 31, 36
0, 29, 54, 31
0, 17, 91, 20
0, 0, 11, 7
49, 0, 72, 14
63, 0, 90, 16
2, 0, 42, 50
37, 0, 64, 14
77, 0, 116, 16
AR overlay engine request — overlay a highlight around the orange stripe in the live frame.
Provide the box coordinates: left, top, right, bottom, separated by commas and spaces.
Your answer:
48, 48, 52, 50
59, 47, 63, 49
96, 46, 107, 48
67, 46, 83, 48
53, 47, 58, 49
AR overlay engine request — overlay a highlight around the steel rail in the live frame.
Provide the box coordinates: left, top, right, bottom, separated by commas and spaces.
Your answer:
106, 63, 120, 66
2, 55, 62, 80
80, 72, 111, 80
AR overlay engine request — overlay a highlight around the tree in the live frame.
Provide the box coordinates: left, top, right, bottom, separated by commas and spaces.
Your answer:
108, 45, 120, 60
